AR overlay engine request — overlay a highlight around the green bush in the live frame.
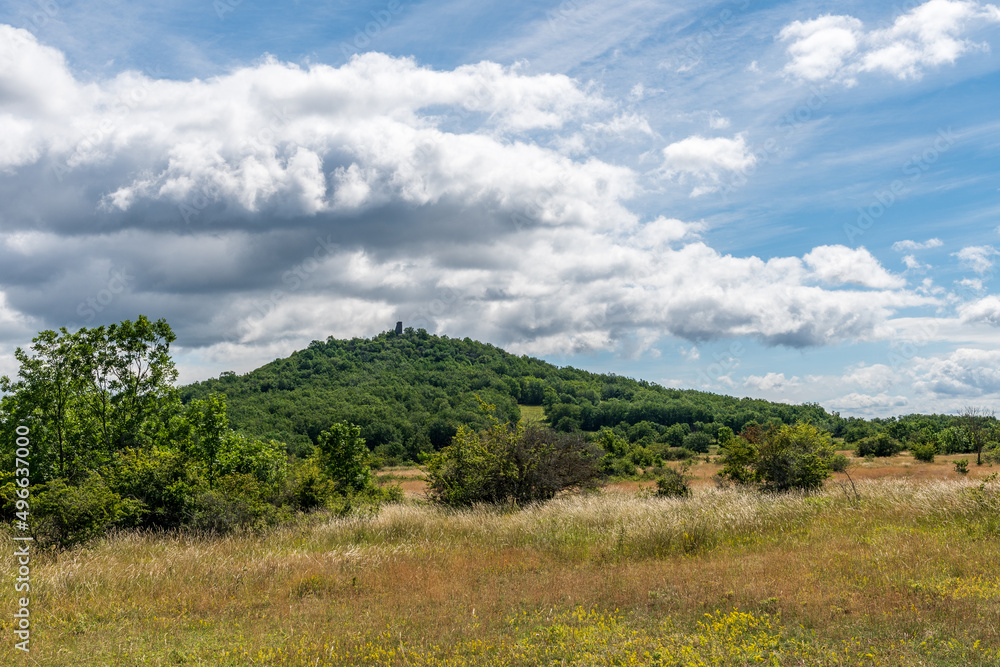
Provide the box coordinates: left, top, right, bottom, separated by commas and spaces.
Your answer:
427, 402, 603, 507
718, 422, 836, 493
31, 473, 143, 549
654, 462, 692, 498
188, 472, 287, 533
282, 457, 337, 511
682, 431, 712, 454
316, 422, 375, 494
855, 433, 902, 458
954, 459, 969, 475
911, 442, 937, 463
108, 447, 202, 529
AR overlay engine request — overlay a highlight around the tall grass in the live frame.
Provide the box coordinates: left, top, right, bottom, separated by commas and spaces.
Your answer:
3, 478, 999, 665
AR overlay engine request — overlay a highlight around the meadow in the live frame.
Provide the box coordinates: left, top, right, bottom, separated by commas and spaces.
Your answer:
2, 455, 999, 666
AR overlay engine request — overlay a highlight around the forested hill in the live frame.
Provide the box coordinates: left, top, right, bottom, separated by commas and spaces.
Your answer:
179, 328, 839, 459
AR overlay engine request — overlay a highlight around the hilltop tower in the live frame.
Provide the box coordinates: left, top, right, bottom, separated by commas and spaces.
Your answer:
395, 321, 403, 335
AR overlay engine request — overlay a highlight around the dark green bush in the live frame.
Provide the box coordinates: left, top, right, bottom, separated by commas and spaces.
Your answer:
682, 431, 712, 454
427, 405, 603, 506
855, 433, 902, 458
911, 442, 937, 463
31, 473, 143, 549
654, 462, 692, 498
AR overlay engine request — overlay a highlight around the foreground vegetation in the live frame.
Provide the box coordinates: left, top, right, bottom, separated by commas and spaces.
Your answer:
3, 476, 999, 665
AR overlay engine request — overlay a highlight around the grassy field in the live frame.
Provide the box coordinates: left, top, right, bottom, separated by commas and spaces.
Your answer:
3, 458, 1000, 665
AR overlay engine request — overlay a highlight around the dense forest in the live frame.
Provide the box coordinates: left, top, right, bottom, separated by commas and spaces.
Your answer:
180, 326, 985, 464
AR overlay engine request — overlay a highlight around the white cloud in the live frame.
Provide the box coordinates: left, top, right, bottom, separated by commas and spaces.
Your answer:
659, 133, 756, 196
830, 392, 909, 411
892, 237, 943, 251
0, 27, 945, 370
744, 372, 800, 391
958, 295, 1000, 325
708, 111, 731, 129
841, 363, 897, 393
779, 14, 864, 83
779, 1, 1000, 84
803, 245, 906, 289
955, 245, 999, 274
902, 254, 930, 271
911, 347, 1000, 395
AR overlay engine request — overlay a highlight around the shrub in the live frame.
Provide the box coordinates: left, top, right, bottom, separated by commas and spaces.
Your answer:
855, 433, 902, 458
911, 442, 937, 463
31, 473, 143, 549
188, 472, 288, 533
829, 452, 850, 472
608, 457, 638, 478
954, 459, 969, 475
654, 462, 692, 498
427, 402, 603, 506
718, 423, 836, 493
316, 422, 375, 493
683, 431, 712, 454
108, 447, 202, 529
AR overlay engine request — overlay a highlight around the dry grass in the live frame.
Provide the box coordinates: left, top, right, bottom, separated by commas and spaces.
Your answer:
3, 475, 1000, 665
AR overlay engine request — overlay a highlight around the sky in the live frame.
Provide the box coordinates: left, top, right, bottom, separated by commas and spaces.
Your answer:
1, 0, 999, 417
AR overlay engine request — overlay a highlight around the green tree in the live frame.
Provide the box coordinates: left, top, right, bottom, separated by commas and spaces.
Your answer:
0, 317, 177, 483
427, 401, 601, 506
315, 422, 374, 493
718, 422, 835, 492
959, 406, 996, 466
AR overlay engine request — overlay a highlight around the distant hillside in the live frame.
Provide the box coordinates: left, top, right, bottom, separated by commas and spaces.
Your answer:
180, 328, 842, 459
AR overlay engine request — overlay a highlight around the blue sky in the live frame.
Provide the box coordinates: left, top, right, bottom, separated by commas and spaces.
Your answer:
1, 0, 999, 416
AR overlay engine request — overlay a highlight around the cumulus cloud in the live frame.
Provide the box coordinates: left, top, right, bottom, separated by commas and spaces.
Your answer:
958, 295, 1000, 325
0, 25, 945, 379
803, 245, 906, 289
911, 347, 1000, 395
955, 245, 999, 274
659, 134, 756, 196
779, 14, 864, 83
743, 372, 800, 391
779, 0, 1000, 85
829, 392, 909, 411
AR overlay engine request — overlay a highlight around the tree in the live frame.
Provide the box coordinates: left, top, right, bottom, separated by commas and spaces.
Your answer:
959, 406, 995, 466
0, 317, 178, 483
315, 422, 374, 493
718, 422, 836, 493
427, 400, 602, 506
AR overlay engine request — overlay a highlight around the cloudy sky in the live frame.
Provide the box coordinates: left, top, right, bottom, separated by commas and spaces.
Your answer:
1, 0, 999, 417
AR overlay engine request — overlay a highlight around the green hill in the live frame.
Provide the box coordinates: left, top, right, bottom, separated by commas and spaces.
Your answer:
180, 328, 841, 460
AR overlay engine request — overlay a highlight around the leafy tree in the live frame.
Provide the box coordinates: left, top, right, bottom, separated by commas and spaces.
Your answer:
855, 432, 902, 458
315, 422, 375, 493
427, 401, 602, 506
718, 422, 836, 493
959, 406, 996, 466
0, 317, 177, 483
